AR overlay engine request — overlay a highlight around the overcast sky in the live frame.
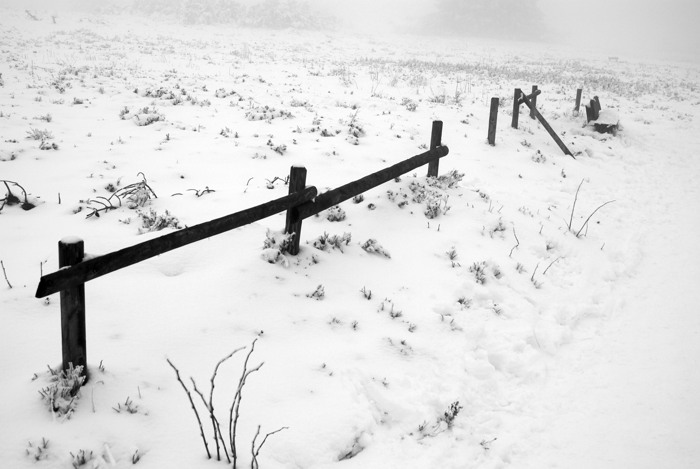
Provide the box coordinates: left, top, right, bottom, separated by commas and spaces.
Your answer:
541, 0, 700, 62
3, 0, 699, 63
316, 0, 700, 62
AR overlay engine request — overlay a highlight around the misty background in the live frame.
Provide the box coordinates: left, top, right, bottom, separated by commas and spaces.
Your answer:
2, 0, 699, 63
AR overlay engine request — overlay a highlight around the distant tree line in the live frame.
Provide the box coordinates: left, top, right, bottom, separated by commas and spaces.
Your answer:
426, 0, 546, 41
129, 0, 334, 29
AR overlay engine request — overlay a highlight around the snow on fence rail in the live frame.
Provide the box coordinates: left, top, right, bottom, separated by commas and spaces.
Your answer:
35, 121, 449, 380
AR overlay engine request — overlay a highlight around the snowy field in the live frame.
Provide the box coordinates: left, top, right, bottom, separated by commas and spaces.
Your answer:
1, 5, 700, 469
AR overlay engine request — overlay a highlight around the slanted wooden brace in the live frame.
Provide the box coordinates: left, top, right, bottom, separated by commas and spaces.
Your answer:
512, 87, 574, 158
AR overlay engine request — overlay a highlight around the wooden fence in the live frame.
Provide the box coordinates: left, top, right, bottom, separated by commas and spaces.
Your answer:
35, 121, 449, 379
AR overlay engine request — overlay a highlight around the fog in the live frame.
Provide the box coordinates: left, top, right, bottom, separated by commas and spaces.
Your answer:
314, 0, 700, 63
3, 0, 699, 62
540, 0, 700, 62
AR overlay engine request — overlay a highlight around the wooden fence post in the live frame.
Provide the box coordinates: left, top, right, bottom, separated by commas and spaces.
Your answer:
593, 96, 601, 117
590, 98, 600, 120
487, 97, 499, 146
285, 166, 307, 255
427, 120, 443, 178
574, 88, 583, 113
58, 237, 87, 379
511, 88, 520, 129
530, 85, 538, 119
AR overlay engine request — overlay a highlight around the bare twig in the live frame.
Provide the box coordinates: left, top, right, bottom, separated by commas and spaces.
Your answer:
187, 187, 215, 197
244, 177, 254, 193
1, 180, 32, 210
166, 359, 211, 459
229, 339, 264, 469
204, 347, 244, 462
542, 257, 562, 275
575, 200, 615, 237
1, 260, 12, 288
191, 379, 230, 463
568, 179, 584, 230
251, 426, 289, 469
509, 227, 520, 257
530, 263, 539, 283
86, 173, 157, 218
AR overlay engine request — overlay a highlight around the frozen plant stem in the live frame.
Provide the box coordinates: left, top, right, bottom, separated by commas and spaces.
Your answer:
191, 347, 246, 463
250, 425, 289, 469
568, 179, 584, 231
230, 339, 264, 469
1, 260, 11, 288
575, 200, 615, 237
509, 227, 520, 257
166, 358, 211, 459
543, 257, 562, 275
567, 179, 615, 237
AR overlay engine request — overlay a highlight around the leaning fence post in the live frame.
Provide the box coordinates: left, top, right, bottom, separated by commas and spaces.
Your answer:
511, 88, 521, 129
285, 166, 307, 255
58, 237, 87, 380
574, 88, 583, 114
530, 85, 538, 119
427, 120, 443, 178
487, 97, 499, 146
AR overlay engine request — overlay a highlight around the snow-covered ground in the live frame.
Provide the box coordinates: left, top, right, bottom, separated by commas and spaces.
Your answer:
1, 6, 699, 469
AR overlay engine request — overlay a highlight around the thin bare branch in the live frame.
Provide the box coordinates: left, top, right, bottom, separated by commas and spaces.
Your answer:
509, 226, 520, 258
191, 378, 222, 461
543, 257, 562, 275
166, 359, 211, 459
251, 426, 289, 469
568, 179, 585, 230
1, 260, 12, 288
229, 339, 263, 469
575, 200, 615, 237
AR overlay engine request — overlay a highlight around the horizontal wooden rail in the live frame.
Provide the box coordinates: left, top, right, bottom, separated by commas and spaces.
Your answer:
37, 119, 447, 379
293, 145, 449, 221
518, 88, 542, 104
36, 186, 318, 297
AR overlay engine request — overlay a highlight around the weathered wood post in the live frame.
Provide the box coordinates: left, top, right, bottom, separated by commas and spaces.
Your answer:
58, 237, 87, 379
511, 88, 521, 129
285, 166, 307, 255
530, 85, 538, 119
590, 98, 600, 120
574, 88, 583, 113
593, 96, 601, 117
487, 97, 499, 146
427, 120, 443, 177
